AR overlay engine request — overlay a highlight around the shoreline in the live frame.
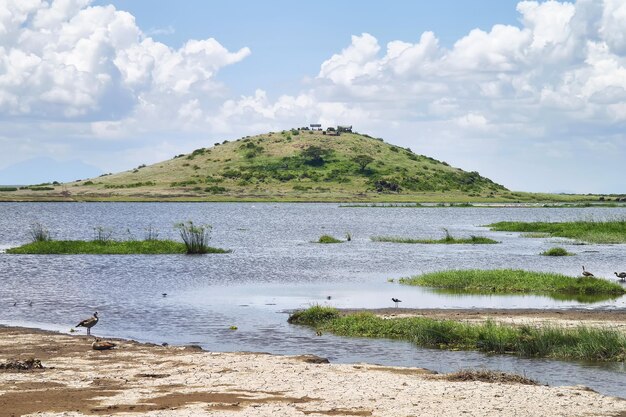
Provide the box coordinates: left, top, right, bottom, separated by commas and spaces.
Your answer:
1, 325, 625, 416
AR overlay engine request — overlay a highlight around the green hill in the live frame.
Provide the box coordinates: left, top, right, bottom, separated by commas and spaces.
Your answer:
1, 129, 606, 202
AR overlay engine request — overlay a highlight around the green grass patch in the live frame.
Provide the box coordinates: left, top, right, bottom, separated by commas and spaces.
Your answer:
6, 240, 229, 255
317, 234, 343, 244
289, 307, 626, 362
488, 220, 626, 244
399, 269, 625, 296
372, 230, 498, 245
540, 247, 573, 256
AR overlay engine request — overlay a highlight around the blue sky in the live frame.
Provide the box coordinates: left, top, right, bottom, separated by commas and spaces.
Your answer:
1, 0, 625, 193
95, 1, 521, 96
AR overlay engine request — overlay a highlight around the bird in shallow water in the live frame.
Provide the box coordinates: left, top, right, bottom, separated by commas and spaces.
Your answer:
582, 266, 594, 277
615, 272, 626, 282
392, 297, 402, 308
92, 339, 116, 350
76, 312, 99, 336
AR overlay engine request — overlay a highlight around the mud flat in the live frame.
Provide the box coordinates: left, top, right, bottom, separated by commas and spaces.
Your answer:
0, 326, 625, 416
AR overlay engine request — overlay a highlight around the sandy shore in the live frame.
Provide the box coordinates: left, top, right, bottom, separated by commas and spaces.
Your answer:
0, 326, 625, 417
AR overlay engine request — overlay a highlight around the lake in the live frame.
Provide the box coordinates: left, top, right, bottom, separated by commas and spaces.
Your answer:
0, 202, 624, 397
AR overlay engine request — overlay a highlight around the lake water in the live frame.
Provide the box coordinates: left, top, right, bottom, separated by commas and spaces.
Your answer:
0, 202, 625, 397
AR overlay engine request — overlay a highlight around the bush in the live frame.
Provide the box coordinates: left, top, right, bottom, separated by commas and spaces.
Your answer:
29, 223, 51, 242
175, 221, 213, 254
0, 187, 17, 192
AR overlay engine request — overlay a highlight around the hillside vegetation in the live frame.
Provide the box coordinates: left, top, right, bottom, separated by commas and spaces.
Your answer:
0, 129, 617, 202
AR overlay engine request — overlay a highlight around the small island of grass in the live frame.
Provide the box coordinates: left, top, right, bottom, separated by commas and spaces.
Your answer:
288, 306, 626, 362
316, 234, 344, 244
7, 221, 230, 255
372, 229, 498, 244
6, 240, 230, 255
487, 220, 626, 244
398, 269, 625, 296
540, 247, 573, 256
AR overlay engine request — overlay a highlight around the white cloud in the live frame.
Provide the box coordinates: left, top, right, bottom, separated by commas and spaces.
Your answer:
0, 0, 250, 120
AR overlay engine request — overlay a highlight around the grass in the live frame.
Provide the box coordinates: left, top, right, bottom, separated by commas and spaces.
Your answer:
175, 221, 216, 254
288, 306, 626, 362
540, 247, 573, 256
398, 269, 625, 296
6, 240, 190, 254
521, 232, 551, 238
6, 240, 230, 254
317, 234, 343, 244
372, 229, 498, 244
488, 220, 626, 244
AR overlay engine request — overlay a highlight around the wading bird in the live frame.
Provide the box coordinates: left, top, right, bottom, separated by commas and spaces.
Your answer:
615, 272, 626, 282
77, 312, 99, 336
582, 266, 594, 277
392, 297, 402, 308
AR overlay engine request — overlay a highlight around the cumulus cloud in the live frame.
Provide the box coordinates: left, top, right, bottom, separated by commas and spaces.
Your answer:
0, 0, 249, 120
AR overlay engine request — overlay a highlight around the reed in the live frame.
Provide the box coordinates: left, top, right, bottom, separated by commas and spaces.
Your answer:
175, 221, 214, 254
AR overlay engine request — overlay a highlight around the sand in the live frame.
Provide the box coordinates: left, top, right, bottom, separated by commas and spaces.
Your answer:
0, 326, 625, 417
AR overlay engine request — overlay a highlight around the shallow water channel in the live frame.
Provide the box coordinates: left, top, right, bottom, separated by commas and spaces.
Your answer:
0, 202, 625, 397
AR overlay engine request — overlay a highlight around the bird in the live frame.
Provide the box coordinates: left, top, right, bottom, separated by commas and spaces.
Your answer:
615, 272, 626, 282
76, 312, 99, 336
162, 293, 167, 297
582, 266, 594, 277
392, 297, 402, 308
92, 338, 116, 350
326, 295, 332, 300
28, 300, 33, 307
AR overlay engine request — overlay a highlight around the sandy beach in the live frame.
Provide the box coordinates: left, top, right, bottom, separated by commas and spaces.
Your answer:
0, 325, 625, 417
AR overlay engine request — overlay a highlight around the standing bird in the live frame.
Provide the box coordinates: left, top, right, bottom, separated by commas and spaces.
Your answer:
76, 312, 99, 336
392, 298, 402, 308
615, 272, 626, 282
582, 266, 594, 277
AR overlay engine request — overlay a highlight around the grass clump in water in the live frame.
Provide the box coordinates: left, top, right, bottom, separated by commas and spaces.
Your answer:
372, 229, 498, 244
399, 269, 625, 296
289, 307, 626, 362
317, 234, 343, 244
8, 221, 230, 255
288, 305, 340, 325
487, 220, 626, 244
540, 247, 573, 256
29, 223, 51, 242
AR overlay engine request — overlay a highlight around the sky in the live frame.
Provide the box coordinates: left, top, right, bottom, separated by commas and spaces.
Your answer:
0, 0, 625, 193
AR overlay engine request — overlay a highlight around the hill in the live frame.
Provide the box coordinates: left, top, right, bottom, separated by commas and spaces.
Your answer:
0, 129, 610, 202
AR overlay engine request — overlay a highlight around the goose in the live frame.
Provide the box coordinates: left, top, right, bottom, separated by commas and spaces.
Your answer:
615, 272, 626, 282
77, 312, 99, 335
392, 297, 402, 308
582, 266, 594, 277
92, 338, 116, 350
